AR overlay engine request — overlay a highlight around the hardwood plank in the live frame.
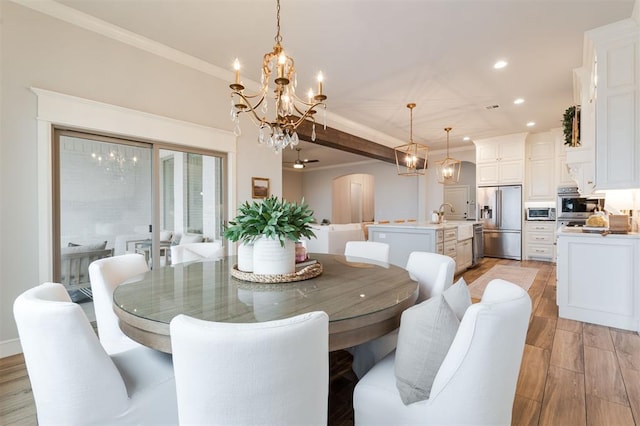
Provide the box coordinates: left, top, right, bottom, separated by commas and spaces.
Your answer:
586, 395, 634, 426
526, 316, 556, 350
516, 344, 549, 402
584, 346, 628, 406
612, 329, 640, 371
620, 366, 640, 423
542, 284, 556, 300
557, 317, 584, 333
0, 354, 25, 370
539, 366, 586, 426
512, 396, 541, 426
550, 329, 584, 373
535, 297, 558, 319
583, 323, 614, 351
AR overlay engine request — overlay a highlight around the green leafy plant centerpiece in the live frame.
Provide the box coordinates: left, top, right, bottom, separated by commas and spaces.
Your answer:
224, 196, 316, 247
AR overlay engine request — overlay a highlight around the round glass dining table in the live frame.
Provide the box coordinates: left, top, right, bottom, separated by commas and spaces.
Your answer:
113, 253, 418, 353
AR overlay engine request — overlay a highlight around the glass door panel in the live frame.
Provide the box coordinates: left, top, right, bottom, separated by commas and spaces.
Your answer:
54, 131, 152, 302
159, 149, 224, 265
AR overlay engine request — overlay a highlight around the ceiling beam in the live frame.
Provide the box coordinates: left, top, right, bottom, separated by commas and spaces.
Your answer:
296, 120, 397, 165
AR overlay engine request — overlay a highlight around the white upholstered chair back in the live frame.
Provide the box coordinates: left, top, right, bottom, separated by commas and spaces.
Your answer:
14, 283, 131, 424
344, 241, 390, 263
353, 279, 532, 425
170, 311, 329, 425
14, 282, 178, 425
350, 251, 455, 378
88, 253, 149, 354
170, 241, 224, 264
406, 251, 456, 303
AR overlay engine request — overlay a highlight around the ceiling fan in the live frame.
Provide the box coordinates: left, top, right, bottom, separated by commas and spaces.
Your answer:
286, 148, 319, 169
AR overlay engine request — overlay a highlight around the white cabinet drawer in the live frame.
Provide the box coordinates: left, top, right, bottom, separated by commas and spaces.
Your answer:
443, 229, 458, 242
528, 233, 553, 244
526, 222, 555, 232
444, 241, 457, 257
527, 244, 553, 259
436, 230, 444, 244
437, 243, 444, 254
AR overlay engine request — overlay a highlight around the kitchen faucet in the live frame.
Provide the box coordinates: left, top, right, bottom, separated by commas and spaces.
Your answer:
437, 203, 455, 223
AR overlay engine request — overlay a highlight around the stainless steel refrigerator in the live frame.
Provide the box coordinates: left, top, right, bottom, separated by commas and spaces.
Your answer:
477, 185, 522, 260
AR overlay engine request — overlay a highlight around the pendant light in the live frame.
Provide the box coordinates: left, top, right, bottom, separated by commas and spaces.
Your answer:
436, 127, 461, 184
394, 103, 429, 176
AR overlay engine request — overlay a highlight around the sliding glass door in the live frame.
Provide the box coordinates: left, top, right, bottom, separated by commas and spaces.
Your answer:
53, 130, 226, 302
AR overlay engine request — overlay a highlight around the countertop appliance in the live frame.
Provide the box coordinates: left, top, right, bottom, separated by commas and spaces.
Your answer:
525, 207, 556, 221
478, 185, 522, 260
557, 186, 605, 220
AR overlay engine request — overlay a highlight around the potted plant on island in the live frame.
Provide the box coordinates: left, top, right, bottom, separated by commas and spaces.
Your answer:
224, 196, 316, 275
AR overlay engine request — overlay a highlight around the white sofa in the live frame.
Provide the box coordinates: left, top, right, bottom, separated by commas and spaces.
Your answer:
302, 223, 365, 255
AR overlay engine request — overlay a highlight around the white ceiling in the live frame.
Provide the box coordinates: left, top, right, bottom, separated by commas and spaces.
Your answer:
56, 0, 635, 169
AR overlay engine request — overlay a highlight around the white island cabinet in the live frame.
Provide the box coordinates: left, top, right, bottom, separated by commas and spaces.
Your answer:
367, 221, 476, 271
557, 229, 640, 332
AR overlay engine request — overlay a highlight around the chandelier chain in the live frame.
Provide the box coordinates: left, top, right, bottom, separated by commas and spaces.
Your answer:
275, 0, 282, 45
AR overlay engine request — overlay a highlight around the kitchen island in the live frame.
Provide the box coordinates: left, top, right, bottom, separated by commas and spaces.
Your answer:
367, 221, 479, 272
557, 227, 640, 332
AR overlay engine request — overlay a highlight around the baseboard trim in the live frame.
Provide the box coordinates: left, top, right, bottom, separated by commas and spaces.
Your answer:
0, 338, 23, 358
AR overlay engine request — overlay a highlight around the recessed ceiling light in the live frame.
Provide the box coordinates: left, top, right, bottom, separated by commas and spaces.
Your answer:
514, 98, 525, 105
463, 136, 471, 141
526, 121, 536, 127
493, 60, 508, 69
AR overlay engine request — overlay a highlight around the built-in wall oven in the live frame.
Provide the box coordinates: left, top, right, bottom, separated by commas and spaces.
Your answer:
557, 186, 605, 220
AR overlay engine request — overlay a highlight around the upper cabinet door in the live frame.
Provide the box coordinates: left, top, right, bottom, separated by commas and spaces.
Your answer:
594, 24, 640, 190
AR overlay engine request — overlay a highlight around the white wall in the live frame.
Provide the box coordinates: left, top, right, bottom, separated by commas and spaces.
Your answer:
283, 169, 304, 203
300, 160, 422, 223
0, 2, 282, 355
288, 146, 477, 225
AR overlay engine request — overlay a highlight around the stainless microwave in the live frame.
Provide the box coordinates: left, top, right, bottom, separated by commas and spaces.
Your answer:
557, 186, 605, 219
525, 207, 556, 221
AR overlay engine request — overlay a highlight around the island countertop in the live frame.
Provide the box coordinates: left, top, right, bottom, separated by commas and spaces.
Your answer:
367, 220, 481, 231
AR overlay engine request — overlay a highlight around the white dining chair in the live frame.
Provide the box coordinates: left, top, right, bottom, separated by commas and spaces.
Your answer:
407, 251, 456, 304
344, 241, 390, 264
349, 251, 456, 378
353, 279, 532, 425
13, 282, 177, 425
88, 253, 149, 354
170, 311, 329, 426
170, 241, 224, 264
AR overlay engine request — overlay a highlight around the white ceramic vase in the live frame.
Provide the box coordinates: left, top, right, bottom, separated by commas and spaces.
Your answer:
252, 236, 295, 275
237, 242, 254, 272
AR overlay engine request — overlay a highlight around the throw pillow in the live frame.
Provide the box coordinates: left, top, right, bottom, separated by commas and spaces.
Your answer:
394, 295, 460, 405
443, 277, 472, 321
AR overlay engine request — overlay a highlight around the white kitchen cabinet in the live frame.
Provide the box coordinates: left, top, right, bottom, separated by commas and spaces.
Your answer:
443, 227, 458, 265
525, 135, 555, 201
368, 223, 446, 267
557, 231, 640, 332
475, 133, 526, 186
455, 238, 472, 274
524, 222, 555, 262
591, 19, 640, 190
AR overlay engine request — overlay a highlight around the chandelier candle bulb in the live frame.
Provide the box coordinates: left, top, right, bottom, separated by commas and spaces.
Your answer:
317, 72, 323, 95
233, 58, 241, 84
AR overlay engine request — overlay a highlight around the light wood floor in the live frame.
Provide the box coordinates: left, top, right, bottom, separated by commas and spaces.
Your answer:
2, 257, 640, 425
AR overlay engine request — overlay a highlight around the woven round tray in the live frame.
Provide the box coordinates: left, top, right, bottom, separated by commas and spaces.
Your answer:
230, 262, 323, 283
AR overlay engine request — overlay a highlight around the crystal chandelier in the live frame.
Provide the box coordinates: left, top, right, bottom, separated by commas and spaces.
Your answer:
394, 103, 429, 176
229, 0, 327, 152
436, 127, 462, 184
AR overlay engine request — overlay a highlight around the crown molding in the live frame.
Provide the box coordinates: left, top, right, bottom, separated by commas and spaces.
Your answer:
10, 0, 405, 149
